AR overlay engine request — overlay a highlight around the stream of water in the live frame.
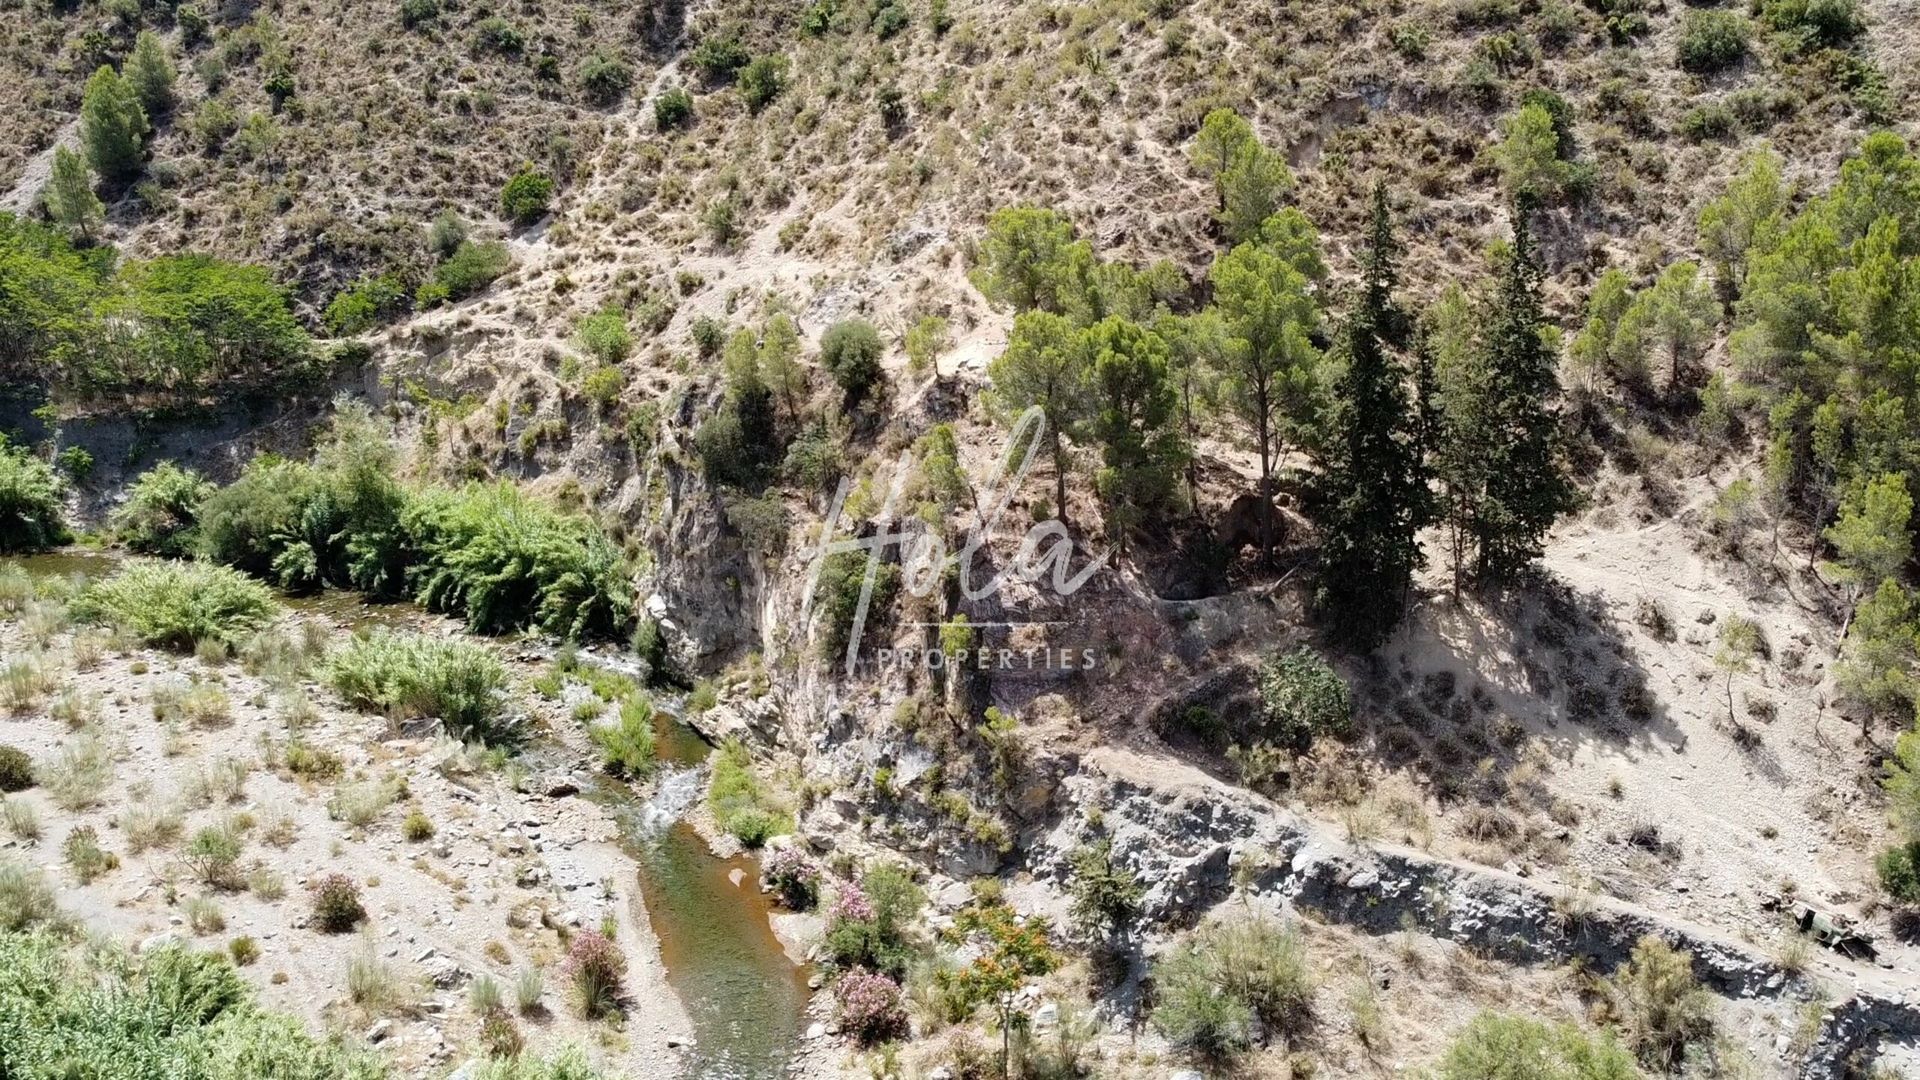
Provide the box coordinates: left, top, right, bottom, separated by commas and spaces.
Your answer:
4, 549, 810, 1078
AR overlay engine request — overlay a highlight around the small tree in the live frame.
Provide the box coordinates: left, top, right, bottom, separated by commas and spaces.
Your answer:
499, 166, 554, 226
1067, 838, 1143, 945
988, 310, 1091, 528
43, 146, 103, 242
1615, 261, 1718, 392
1712, 615, 1760, 728
820, 319, 884, 404
738, 54, 789, 111
80, 65, 149, 183
1823, 472, 1913, 620
1494, 102, 1570, 202
125, 31, 177, 117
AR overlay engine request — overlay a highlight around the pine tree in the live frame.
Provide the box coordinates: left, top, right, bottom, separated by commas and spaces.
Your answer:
1087, 316, 1183, 548
80, 65, 149, 183
988, 310, 1092, 527
1311, 184, 1433, 649
1210, 225, 1323, 564
43, 145, 104, 242
125, 31, 176, 118
1470, 203, 1579, 583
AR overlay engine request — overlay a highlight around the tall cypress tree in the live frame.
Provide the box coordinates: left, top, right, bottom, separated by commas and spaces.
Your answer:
1471, 201, 1578, 582
1312, 183, 1433, 649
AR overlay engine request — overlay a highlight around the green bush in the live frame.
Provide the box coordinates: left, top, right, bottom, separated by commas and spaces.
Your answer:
1258, 647, 1351, 748
689, 33, 750, 82
580, 52, 632, 105
654, 87, 694, 130
1150, 917, 1312, 1061
0, 866, 60, 932
73, 561, 277, 650
708, 739, 790, 847
1678, 10, 1750, 73
1877, 839, 1920, 903
112, 461, 214, 557
1438, 1012, 1640, 1080
819, 318, 884, 403
399, 0, 438, 28
592, 694, 657, 778
0, 440, 70, 553
403, 482, 632, 640
815, 550, 900, 660
473, 16, 524, 55
576, 304, 632, 363
323, 272, 409, 335
738, 54, 789, 111
325, 630, 512, 744
500, 167, 555, 227
0, 746, 32, 792
419, 240, 511, 307
1758, 0, 1861, 47
1608, 936, 1713, 1070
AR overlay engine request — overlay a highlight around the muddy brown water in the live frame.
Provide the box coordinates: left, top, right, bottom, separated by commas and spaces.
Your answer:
5, 549, 811, 1079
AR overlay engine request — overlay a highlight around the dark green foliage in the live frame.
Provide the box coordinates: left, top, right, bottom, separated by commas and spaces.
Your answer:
690, 32, 751, 83
0, 439, 70, 553
403, 483, 632, 640
580, 52, 633, 105
738, 54, 789, 111
399, 0, 439, 28
821, 864, 924, 978
111, 461, 214, 557
1087, 316, 1183, 542
325, 630, 511, 743
654, 86, 694, 129
1879, 839, 1920, 903
697, 334, 783, 489
473, 16, 525, 55
195, 406, 409, 596
1437, 207, 1578, 584
72, 560, 277, 649
1677, 10, 1750, 73
815, 550, 901, 662
0, 746, 32, 792
1311, 185, 1432, 650
1757, 0, 1861, 48
1258, 647, 1351, 747
418, 240, 511, 307
80, 65, 149, 183
323, 273, 409, 335
500, 166, 555, 227
124, 32, 176, 118
871, 0, 909, 38
819, 319, 884, 403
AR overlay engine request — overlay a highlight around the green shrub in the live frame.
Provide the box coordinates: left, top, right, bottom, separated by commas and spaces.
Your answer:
1438, 1012, 1640, 1080
403, 482, 632, 640
871, 0, 909, 38
815, 549, 900, 660
111, 461, 214, 557
1757, 0, 1861, 47
1678, 10, 1750, 73
1877, 839, 1920, 903
0, 440, 70, 553
73, 561, 277, 650
399, 0, 438, 28
654, 87, 694, 130
738, 54, 789, 111
580, 52, 632, 104
419, 240, 511, 307
473, 16, 524, 54
323, 273, 409, 335
1608, 936, 1714, 1070
1258, 647, 1351, 748
500, 167, 555, 227
0, 747, 32, 792
55, 446, 93, 485
819, 319, 885, 403
325, 630, 512, 744
1150, 916, 1312, 1061
689, 33, 750, 82
708, 739, 790, 847
592, 695, 657, 778
182, 823, 244, 889
576, 304, 632, 363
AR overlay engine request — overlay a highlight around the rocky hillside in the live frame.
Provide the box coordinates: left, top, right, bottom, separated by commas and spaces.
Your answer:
3, 0, 1920, 1078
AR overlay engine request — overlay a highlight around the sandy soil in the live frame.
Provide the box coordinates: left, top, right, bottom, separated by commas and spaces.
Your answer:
0, 604, 693, 1077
